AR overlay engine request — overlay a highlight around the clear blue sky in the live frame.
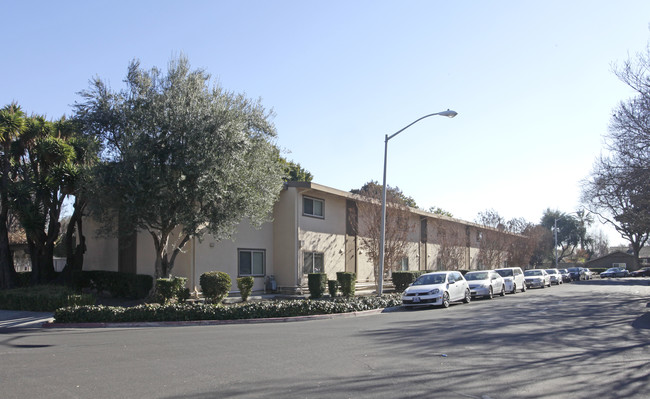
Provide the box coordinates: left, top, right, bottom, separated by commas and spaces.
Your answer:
3, 0, 650, 246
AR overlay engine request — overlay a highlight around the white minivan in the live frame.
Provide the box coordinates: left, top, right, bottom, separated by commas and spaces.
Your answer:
494, 267, 526, 294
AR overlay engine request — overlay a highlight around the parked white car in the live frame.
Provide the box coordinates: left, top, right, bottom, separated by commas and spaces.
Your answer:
465, 270, 506, 299
545, 268, 563, 285
524, 269, 551, 288
495, 267, 526, 294
401, 271, 471, 308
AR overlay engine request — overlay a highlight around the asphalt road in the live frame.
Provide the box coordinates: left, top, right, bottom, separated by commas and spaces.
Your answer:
1, 279, 649, 399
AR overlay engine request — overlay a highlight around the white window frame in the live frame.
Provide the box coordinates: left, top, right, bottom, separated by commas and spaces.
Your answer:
303, 196, 324, 218
238, 249, 266, 277
400, 257, 409, 271
303, 251, 324, 274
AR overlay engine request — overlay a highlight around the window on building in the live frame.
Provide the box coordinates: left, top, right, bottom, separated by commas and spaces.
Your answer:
303, 196, 324, 218
303, 251, 324, 274
239, 249, 265, 276
400, 257, 409, 271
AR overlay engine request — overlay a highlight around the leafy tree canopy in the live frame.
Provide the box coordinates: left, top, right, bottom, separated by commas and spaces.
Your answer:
75, 56, 285, 278
350, 181, 417, 208
279, 157, 313, 182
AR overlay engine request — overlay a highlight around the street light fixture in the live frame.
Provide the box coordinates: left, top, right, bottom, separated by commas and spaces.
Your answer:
377, 109, 458, 295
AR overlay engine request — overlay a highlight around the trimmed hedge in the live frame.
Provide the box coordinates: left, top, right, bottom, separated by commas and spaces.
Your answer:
392, 271, 426, 292
0, 285, 95, 312
336, 272, 356, 297
308, 273, 327, 299
237, 277, 255, 301
155, 277, 188, 304
200, 271, 231, 304
53, 294, 403, 324
72, 270, 153, 299
327, 280, 339, 297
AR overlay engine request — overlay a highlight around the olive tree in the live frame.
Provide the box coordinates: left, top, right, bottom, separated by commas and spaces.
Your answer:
75, 56, 284, 278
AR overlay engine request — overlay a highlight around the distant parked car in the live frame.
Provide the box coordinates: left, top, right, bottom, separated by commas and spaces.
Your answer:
583, 268, 594, 280
567, 267, 588, 281
524, 269, 551, 288
545, 268, 563, 285
558, 268, 571, 283
401, 271, 471, 308
465, 270, 506, 299
630, 267, 650, 277
600, 267, 630, 278
495, 267, 527, 294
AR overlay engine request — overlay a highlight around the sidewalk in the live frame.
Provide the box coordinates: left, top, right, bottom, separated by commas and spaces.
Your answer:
0, 310, 54, 329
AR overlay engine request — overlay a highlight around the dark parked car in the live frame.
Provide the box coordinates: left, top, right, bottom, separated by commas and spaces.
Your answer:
567, 267, 588, 281
630, 267, 650, 277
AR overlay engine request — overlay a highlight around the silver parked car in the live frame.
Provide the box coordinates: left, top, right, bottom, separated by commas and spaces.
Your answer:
600, 267, 630, 278
545, 268, 563, 285
524, 269, 551, 288
401, 271, 471, 308
495, 267, 527, 294
465, 270, 506, 299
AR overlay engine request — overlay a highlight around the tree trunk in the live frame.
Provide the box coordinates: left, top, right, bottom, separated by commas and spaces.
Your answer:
0, 220, 16, 289
61, 198, 87, 282
0, 151, 16, 289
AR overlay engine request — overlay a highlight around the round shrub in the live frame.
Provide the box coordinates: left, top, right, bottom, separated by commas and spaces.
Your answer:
200, 271, 232, 304
237, 276, 255, 301
155, 277, 187, 304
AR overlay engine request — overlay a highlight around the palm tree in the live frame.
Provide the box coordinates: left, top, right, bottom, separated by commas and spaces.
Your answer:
0, 103, 26, 288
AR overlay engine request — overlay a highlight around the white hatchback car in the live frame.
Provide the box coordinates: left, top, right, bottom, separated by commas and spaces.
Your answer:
464, 270, 505, 299
495, 267, 526, 294
401, 271, 471, 308
545, 268, 563, 285
524, 269, 551, 288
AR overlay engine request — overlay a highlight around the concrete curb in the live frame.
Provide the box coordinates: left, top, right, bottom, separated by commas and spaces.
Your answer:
42, 307, 397, 329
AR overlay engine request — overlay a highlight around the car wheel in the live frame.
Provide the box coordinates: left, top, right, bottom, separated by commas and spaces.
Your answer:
500, 285, 506, 296
511, 283, 517, 294
541, 282, 545, 289
522, 284, 527, 292
441, 292, 450, 308
487, 286, 493, 299
463, 289, 471, 304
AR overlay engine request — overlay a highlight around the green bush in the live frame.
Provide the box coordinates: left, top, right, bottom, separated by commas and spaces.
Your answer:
71, 270, 153, 299
308, 273, 327, 299
15, 272, 32, 287
392, 271, 427, 292
336, 272, 356, 297
155, 277, 188, 304
53, 294, 404, 324
237, 276, 255, 301
0, 285, 95, 312
328, 280, 339, 297
200, 271, 231, 304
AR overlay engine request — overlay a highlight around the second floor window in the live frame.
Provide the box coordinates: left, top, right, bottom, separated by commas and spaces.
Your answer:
303, 196, 324, 218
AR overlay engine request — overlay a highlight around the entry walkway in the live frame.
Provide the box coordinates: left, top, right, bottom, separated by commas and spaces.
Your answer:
0, 310, 54, 329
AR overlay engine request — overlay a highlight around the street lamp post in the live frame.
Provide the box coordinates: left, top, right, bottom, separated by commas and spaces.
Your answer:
377, 109, 458, 295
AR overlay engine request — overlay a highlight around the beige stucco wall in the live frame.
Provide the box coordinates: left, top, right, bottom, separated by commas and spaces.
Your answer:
191, 219, 274, 293
273, 187, 298, 290
296, 188, 347, 284
83, 218, 119, 272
